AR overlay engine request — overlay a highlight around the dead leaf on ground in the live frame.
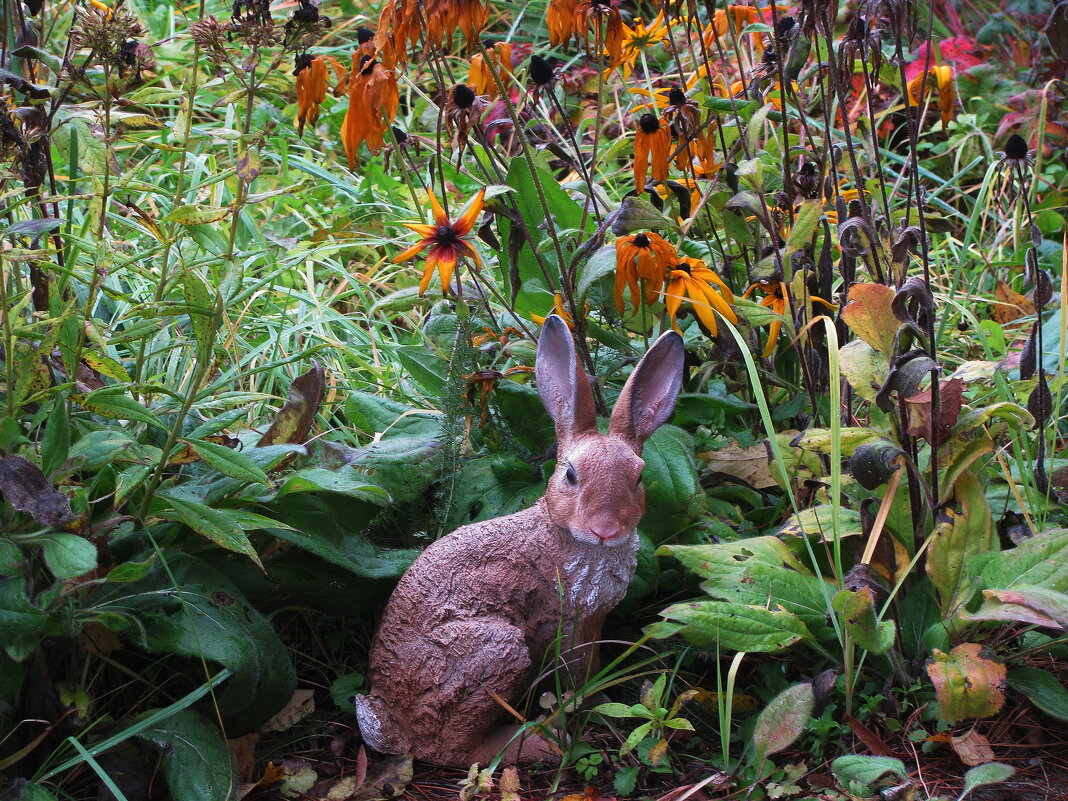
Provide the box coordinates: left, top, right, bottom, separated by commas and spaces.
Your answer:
260, 688, 316, 733
698, 441, 775, 489
844, 714, 902, 758
237, 762, 285, 800
951, 726, 996, 766
353, 753, 412, 800
992, 280, 1035, 325
228, 733, 260, 781
562, 787, 616, 801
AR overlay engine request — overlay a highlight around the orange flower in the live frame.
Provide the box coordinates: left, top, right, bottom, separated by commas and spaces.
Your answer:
394, 188, 486, 295
340, 50, 399, 168
614, 232, 677, 314
547, 0, 579, 46
295, 55, 328, 135
532, 293, 584, 327
634, 114, 670, 189
468, 41, 512, 98
576, 0, 625, 67
664, 257, 736, 335
906, 64, 956, 128
704, 4, 762, 49
743, 279, 787, 358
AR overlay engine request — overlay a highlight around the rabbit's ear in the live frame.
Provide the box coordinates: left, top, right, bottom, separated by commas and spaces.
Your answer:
536, 315, 597, 441
608, 330, 685, 447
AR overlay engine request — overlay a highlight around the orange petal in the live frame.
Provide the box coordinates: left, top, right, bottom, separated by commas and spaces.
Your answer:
402, 223, 437, 237
394, 240, 429, 263
427, 188, 449, 227
453, 189, 487, 235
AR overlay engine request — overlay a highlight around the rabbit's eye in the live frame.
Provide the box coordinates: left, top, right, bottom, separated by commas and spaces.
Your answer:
564, 463, 578, 486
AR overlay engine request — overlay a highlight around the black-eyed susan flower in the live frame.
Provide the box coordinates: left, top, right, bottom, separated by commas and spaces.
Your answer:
906, 64, 956, 128
634, 113, 670, 189
664, 257, 737, 335
294, 54, 345, 135
612, 11, 670, 78
663, 86, 700, 139
743, 279, 787, 358
614, 232, 677, 314
532, 292, 586, 328
703, 4, 762, 50
394, 188, 486, 296
445, 83, 489, 160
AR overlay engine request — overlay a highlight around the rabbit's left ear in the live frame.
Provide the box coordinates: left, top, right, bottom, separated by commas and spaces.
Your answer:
536, 315, 598, 444
608, 330, 685, 448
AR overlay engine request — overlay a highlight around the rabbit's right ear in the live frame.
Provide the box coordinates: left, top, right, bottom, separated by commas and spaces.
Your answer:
536, 315, 597, 442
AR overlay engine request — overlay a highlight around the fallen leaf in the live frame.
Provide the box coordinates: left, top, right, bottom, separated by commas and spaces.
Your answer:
844, 714, 902, 758
951, 727, 996, 766
228, 733, 260, 781
353, 754, 412, 800
992, 281, 1034, 325
238, 762, 285, 800
698, 441, 775, 489
260, 689, 315, 734
500, 766, 521, 801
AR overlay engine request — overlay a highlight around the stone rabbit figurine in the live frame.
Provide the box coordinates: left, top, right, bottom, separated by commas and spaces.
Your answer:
355, 315, 685, 767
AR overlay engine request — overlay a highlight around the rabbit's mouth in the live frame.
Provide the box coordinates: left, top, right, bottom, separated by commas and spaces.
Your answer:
572, 528, 636, 547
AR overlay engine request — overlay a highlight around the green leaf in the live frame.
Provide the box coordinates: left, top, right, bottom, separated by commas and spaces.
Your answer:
654, 600, 814, 652
180, 268, 217, 367
971, 528, 1068, 593
927, 470, 995, 615
830, 755, 907, 788
159, 496, 262, 567
345, 391, 443, 440
832, 587, 895, 654
134, 709, 236, 801
784, 199, 822, 256
593, 702, 637, 718
576, 245, 616, 302
276, 467, 391, 503
792, 427, 882, 457
671, 390, 755, 423
394, 347, 448, 396
620, 720, 654, 756
41, 399, 70, 479
960, 763, 1014, 799
638, 425, 701, 543
610, 194, 680, 235
67, 429, 139, 470
71, 389, 168, 431
1007, 668, 1068, 722
164, 204, 231, 225
961, 586, 1068, 629
267, 494, 419, 579
0, 577, 48, 637
329, 673, 365, 709
752, 682, 814, 761
443, 454, 544, 530
92, 552, 295, 733
37, 533, 98, 579
184, 439, 270, 484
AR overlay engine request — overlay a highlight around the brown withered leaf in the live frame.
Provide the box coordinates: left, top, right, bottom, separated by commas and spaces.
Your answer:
950, 727, 996, 766
992, 280, 1034, 325
698, 441, 776, 489
229, 733, 260, 782
0, 454, 74, 527
904, 378, 964, 444
260, 688, 315, 733
258, 363, 326, 447
927, 643, 1006, 724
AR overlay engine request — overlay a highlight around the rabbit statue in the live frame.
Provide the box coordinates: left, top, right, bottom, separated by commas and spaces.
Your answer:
355, 315, 685, 767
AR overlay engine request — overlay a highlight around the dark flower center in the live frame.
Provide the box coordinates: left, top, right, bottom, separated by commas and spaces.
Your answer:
356, 26, 375, 43
359, 54, 376, 75
435, 226, 459, 245
668, 87, 687, 107
639, 113, 660, 134
776, 16, 796, 36
675, 262, 691, 274
293, 52, 314, 75
452, 84, 476, 108
530, 54, 554, 86
392, 125, 408, 143
633, 233, 650, 248
1004, 133, 1028, 160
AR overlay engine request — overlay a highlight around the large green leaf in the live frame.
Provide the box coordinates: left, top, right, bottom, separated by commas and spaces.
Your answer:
971, 528, 1068, 593
266, 494, 420, 579
1007, 668, 1068, 722
345, 391, 443, 440
36, 533, 98, 579
183, 439, 270, 485
159, 496, 262, 567
638, 424, 701, 542
90, 552, 296, 734
927, 470, 994, 616
135, 709, 236, 801
651, 600, 814, 653
832, 587, 895, 654
442, 454, 545, 530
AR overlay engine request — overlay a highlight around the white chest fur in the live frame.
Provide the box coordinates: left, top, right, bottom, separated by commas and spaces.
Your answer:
560, 532, 638, 613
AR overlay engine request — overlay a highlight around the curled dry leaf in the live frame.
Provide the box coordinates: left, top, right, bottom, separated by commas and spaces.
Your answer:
950, 727, 996, 767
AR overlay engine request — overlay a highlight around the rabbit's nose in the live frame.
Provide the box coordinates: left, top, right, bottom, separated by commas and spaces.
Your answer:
590, 523, 627, 542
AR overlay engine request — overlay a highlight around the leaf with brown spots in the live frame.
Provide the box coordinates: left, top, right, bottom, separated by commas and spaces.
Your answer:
258, 364, 326, 448
992, 280, 1034, 325
926, 643, 1006, 723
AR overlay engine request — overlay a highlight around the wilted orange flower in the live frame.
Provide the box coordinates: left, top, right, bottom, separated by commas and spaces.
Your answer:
906, 64, 956, 128
614, 232, 677, 314
634, 114, 670, 189
341, 49, 399, 168
294, 54, 345, 135
704, 4, 762, 50
394, 188, 486, 296
576, 0, 625, 67
664, 257, 736, 335
548, 0, 579, 46
376, 0, 486, 64
469, 41, 512, 97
